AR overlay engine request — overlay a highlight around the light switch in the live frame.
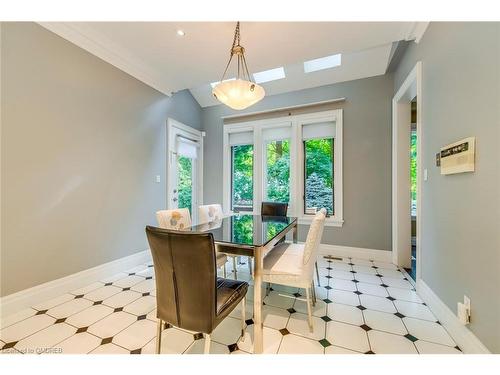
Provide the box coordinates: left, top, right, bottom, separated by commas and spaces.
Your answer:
424, 169, 428, 181
155, 175, 161, 183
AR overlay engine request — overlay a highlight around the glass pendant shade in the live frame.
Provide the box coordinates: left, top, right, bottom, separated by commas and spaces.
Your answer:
212, 79, 265, 110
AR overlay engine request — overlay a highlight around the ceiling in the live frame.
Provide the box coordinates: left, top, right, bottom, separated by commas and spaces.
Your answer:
39, 22, 428, 107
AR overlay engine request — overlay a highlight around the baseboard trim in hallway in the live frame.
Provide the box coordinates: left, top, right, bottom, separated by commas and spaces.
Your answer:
318, 244, 392, 263
1, 249, 152, 323
416, 279, 491, 354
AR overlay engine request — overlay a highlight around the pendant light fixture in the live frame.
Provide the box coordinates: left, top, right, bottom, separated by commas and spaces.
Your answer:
212, 22, 265, 110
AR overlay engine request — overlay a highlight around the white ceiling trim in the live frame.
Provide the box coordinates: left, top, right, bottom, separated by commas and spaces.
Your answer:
405, 22, 430, 43
38, 22, 173, 96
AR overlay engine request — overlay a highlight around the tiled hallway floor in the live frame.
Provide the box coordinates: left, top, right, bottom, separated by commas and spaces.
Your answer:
0, 256, 461, 354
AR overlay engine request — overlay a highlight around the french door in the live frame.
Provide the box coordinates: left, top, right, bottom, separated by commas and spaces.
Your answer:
167, 119, 203, 223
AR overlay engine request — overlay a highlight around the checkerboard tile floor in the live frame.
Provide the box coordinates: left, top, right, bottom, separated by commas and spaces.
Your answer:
0, 256, 462, 354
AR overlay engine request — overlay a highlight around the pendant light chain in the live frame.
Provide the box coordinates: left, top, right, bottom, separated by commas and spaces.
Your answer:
218, 21, 254, 84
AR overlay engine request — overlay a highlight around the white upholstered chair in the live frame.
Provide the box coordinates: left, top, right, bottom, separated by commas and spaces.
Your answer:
262, 208, 326, 331
197, 204, 241, 279
156, 208, 229, 277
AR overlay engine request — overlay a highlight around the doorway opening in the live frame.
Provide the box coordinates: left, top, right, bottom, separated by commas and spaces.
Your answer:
392, 62, 422, 284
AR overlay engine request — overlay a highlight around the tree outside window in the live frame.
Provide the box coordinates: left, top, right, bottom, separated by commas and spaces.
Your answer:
265, 139, 290, 203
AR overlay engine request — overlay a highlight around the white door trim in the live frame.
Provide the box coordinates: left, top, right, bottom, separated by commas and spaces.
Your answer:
392, 61, 422, 283
166, 118, 204, 221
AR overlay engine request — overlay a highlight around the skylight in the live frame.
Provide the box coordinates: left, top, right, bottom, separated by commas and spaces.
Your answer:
210, 78, 235, 88
253, 67, 286, 84
303, 54, 342, 73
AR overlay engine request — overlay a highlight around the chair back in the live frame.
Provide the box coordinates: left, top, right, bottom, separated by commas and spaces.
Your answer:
198, 204, 224, 224
261, 202, 288, 217
145, 225, 217, 333
302, 208, 327, 269
156, 208, 191, 230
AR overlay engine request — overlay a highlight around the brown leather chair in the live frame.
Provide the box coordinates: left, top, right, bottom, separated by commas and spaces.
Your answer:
145, 225, 248, 354
261, 201, 288, 216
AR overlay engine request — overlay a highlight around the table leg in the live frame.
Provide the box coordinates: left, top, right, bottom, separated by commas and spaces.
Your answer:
253, 246, 263, 354
292, 223, 298, 243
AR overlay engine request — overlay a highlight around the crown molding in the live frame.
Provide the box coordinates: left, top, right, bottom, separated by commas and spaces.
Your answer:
38, 22, 173, 96
405, 22, 430, 44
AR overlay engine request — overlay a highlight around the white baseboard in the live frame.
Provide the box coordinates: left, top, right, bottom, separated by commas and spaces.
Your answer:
0, 249, 152, 320
416, 279, 491, 354
318, 244, 392, 263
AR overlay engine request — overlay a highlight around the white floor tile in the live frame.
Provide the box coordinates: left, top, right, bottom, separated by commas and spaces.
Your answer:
318, 267, 329, 277
403, 317, 455, 346
325, 321, 370, 353
70, 282, 104, 296
353, 265, 377, 275
125, 265, 150, 275
357, 283, 389, 297
112, 275, 144, 288
184, 338, 230, 354
130, 279, 155, 294
263, 291, 295, 309
286, 313, 326, 341
363, 310, 408, 335
112, 319, 157, 350
65, 305, 114, 328
373, 262, 399, 270
32, 294, 75, 311
87, 311, 136, 338
381, 277, 413, 289
123, 296, 156, 316
211, 317, 243, 345
15, 323, 76, 353
84, 285, 122, 302
330, 262, 353, 272
229, 300, 254, 320
328, 289, 360, 306
268, 284, 298, 295
146, 309, 157, 322
136, 267, 155, 279
359, 294, 397, 313
102, 290, 142, 308
142, 327, 195, 354
237, 326, 282, 354
330, 279, 357, 292
386, 287, 423, 303
354, 273, 382, 285
90, 343, 129, 354
57, 332, 102, 354
278, 334, 324, 354
394, 300, 436, 321
100, 273, 128, 284
46, 298, 94, 319
327, 303, 364, 326
377, 269, 405, 279
349, 258, 374, 267
330, 270, 354, 280
325, 345, 361, 354
368, 330, 418, 354
415, 340, 462, 354
0, 314, 56, 343
293, 297, 327, 318
1, 308, 38, 330
313, 286, 328, 300
261, 305, 290, 330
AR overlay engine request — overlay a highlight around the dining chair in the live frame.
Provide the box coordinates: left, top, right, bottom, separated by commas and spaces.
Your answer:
261, 201, 321, 287
261, 208, 326, 332
146, 226, 248, 354
198, 204, 244, 279
156, 208, 228, 277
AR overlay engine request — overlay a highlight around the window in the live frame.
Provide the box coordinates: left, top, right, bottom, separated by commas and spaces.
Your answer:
304, 138, 334, 215
410, 129, 417, 217
231, 144, 254, 211
177, 156, 193, 213
303, 54, 341, 73
223, 110, 343, 226
265, 139, 290, 203
253, 67, 286, 84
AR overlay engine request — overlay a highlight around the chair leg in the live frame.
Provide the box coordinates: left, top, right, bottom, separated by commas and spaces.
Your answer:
305, 288, 313, 333
156, 319, 163, 354
315, 261, 321, 286
223, 263, 227, 278
311, 281, 317, 306
204, 333, 211, 354
232, 257, 238, 280
248, 256, 253, 275
265, 282, 271, 297
240, 297, 246, 341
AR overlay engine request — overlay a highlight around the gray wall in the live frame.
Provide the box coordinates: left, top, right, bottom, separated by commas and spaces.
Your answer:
202, 74, 394, 251
0, 22, 202, 296
394, 22, 500, 352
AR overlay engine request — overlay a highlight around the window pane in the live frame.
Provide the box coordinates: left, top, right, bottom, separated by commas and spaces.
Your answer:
231, 145, 253, 211
177, 155, 193, 214
265, 139, 290, 203
410, 130, 417, 217
304, 138, 334, 215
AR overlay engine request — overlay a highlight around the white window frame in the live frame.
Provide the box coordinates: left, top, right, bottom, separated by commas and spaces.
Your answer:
223, 109, 343, 227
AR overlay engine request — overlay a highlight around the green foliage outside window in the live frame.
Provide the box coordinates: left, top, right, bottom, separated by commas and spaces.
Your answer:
266, 140, 290, 203
177, 156, 192, 214
304, 138, 334, 215
231, 145, 254, 210
410, 130, 417, 216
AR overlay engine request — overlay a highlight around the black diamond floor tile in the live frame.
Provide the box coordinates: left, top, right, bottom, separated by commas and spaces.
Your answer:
114, 307, 123, 312
146, 276, 153, 280
380, 284, 389, 288
128, 273, 136, 276
356, 305, 367, 311
245, 318, 254, 326
386, 296, 396, 301
93, 301, 102, 305
404, 334, 418, 342
365, 350, 375, 354
2, 341, 18, 350
279, 328, 290, 336
74, 295, 84, 299
130, 348, 141, 354
227, 343, 238, 353
318, 338, 331, 348
394, 312, 405, 319
137, 315, 147, 321
54, 318, 66, 324
101, 337, 113, 345
193, 333, 203, 340
324, 286, 332, 290
122, 287, 131, 291
354, 291, 363, 295
287, 307, 296, 314
35, 310, 48, 315
76, 327, 88, 333
360, 324, 371, 331
293, 293, 301, 298
320, 315, 332, 322
322, 298, 332, 304
104, 282, 113, 286
142, 292, 150, 297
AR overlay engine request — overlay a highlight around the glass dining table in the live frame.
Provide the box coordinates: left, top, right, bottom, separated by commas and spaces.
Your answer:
187, 213, 298, 354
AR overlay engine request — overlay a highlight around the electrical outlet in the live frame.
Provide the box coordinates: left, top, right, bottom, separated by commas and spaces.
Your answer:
458, 295, 471, 325
155, 175, 161, 183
